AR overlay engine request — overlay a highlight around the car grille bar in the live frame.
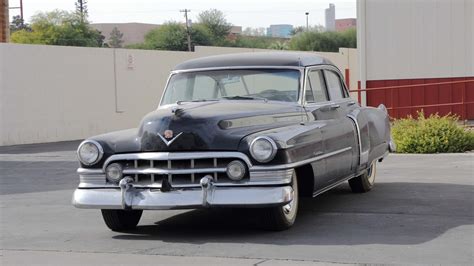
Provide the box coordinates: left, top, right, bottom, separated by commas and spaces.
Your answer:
103, 152, 252, 187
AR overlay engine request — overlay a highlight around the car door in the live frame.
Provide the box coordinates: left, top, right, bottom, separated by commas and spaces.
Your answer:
321, 68, 359, 180
303, 66, 356, 191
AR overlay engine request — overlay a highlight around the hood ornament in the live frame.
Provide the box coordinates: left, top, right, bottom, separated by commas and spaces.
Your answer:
157, 130, 183, 147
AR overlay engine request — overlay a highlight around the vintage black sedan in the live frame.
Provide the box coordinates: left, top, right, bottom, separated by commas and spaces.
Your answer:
73, 52, 394, 231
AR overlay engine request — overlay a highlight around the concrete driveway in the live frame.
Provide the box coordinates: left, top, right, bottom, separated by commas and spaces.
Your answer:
0, 141, 473, 265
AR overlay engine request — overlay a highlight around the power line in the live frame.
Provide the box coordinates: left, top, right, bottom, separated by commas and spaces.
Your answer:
180, 9, 191, 52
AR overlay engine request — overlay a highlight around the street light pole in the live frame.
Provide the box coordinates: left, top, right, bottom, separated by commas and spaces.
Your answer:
305, 12, 309, 31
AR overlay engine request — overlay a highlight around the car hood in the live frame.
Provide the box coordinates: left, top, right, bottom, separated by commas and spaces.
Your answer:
93, 101, 305, 153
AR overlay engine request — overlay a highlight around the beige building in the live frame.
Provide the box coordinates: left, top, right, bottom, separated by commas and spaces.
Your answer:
91, 23, 160, 46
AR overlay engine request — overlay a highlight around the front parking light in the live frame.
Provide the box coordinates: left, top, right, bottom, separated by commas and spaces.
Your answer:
106, 163, 123, 182
226, 160, 246, 181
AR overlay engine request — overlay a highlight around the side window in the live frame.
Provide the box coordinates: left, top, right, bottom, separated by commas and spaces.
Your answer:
306, 70, 328, 103
192, 75, 217, 99
324, 70, 345, 100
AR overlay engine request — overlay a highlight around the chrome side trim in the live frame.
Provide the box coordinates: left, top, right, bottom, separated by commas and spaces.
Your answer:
347, 114, 363, 167
77, 168, 103, 175
313, 173, 355, 197
251, 147, 352, 171
250, 169, 293, 183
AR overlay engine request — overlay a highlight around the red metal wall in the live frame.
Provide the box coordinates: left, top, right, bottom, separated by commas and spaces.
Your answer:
365, 77, 474, 120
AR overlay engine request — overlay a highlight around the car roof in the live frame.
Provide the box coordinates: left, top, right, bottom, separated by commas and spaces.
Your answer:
173, 52, 335, 70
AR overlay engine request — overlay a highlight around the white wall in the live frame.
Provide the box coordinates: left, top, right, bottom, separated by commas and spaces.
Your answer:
0, 44, 357, 146
360, 0, 474, 81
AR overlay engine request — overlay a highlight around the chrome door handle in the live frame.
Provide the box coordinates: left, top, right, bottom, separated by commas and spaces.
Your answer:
330, 104, 340, 109
347, 101, 356, 106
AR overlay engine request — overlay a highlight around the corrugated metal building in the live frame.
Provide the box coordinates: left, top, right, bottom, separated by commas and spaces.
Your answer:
357, 0, 474, 119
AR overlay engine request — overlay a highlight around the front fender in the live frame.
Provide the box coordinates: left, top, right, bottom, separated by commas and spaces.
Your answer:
238, 121, 326, 165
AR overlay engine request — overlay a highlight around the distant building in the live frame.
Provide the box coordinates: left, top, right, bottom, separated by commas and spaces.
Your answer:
91, 23, 160, 46
92, 23, 243, 46
325, 3, 336, 31
227, 26, 242, 41
266, 24, 293, 38
336, 18, 356, 32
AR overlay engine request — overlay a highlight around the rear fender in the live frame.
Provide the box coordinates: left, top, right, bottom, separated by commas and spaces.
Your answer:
347, 105, 390, 168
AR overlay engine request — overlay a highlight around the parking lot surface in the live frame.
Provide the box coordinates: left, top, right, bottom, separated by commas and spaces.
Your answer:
0, 141, 473, 265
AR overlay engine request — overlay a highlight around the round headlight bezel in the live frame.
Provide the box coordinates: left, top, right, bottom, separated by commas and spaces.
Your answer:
226, 160, 247, 181
249, 136, 277, 163
77, 140, 104, 166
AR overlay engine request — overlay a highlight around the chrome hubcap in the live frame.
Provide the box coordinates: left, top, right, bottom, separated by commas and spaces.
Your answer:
283, 197, 294, 215
282, 175, 298, 219
367, 162, 376, 185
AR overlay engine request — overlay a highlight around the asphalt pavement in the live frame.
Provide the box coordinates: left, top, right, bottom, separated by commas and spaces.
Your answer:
0, 141, 473, 265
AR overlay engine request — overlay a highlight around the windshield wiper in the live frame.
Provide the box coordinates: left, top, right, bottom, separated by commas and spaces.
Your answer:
222, 96, 268, 102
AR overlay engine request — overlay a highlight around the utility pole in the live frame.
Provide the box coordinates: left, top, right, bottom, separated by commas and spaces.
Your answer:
180, 9, 192, 52
8, 0, 23, 20
1, 0, 10, 42
76, 0, 87, 23
305, 12, 309, 31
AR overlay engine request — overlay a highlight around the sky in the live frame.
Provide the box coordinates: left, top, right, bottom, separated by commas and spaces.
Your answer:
8, 0, 357, 28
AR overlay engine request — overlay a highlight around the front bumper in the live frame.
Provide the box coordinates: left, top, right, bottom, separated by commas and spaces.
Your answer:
73, 176, 293, 210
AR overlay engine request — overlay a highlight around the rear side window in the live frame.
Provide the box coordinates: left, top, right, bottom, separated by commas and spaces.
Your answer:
324, 70, 345, 100
305, 70, 328, 103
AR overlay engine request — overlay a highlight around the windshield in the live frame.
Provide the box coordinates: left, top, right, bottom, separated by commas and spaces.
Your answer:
161, 69, 301, 105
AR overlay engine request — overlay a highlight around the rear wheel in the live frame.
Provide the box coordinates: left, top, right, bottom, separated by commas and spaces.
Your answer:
349, 161, 377, 193
101, 209, 143, 231
260, 172, 298, 231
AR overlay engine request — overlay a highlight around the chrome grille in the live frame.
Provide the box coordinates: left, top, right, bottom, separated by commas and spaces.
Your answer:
104, 152, 250, 187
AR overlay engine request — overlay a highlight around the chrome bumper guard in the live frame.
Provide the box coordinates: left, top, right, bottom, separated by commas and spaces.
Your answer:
74, 152, 294, 209
73, 175, 293, 210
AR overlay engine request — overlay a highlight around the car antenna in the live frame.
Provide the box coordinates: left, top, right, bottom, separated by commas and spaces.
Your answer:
298, 57, 302, 67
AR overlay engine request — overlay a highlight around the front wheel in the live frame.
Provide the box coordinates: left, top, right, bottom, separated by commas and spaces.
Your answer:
349, 161, 377, 193
101, 209, 143, 231
260, 172, 299, 231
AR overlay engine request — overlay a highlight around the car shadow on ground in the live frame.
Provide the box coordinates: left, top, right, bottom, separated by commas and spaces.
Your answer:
112, 182, 473, 245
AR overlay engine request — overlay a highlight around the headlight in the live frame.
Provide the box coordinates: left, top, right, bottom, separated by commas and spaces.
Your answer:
106, 163, 123, 182
250, 136, 277, 163
226, 160, 246, 181
77, 140, 103, 166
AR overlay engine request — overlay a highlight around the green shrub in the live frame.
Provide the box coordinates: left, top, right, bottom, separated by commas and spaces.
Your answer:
392, 112, 474, 153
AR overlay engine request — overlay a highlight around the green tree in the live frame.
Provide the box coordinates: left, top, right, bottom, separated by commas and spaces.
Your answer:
10, 10, 104, 47
9, 15, 31, 33
108, 27, 124, 48
288, 29, 356, 52
141, 22, 212, 51
197, 9, 231, 44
